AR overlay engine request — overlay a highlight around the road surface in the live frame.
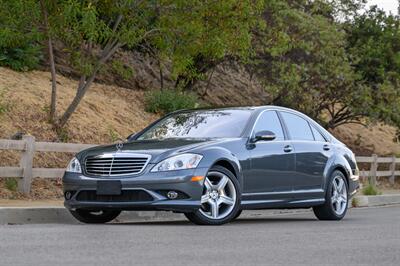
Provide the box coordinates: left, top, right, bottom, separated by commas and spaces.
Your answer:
0, 205, 399, 265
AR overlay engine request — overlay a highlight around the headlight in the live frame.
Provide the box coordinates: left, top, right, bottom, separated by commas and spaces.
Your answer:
151, 153, 203, 172
66, 157, 82, 173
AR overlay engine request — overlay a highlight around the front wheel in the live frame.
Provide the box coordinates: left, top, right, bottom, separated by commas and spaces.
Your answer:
313, 170, 348, 220
185, 165, 241, 225
69, 209, 121, 224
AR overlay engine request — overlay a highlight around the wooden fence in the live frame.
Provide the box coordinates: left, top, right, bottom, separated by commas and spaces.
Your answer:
0, 136, 398, 194
0, 136, 96, 194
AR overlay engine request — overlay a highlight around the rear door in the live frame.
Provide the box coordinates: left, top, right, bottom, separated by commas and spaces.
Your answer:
279, 112, 331, 191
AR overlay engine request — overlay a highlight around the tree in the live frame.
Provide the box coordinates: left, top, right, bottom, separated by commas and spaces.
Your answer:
150, 0, 265, 90
346, 6, 400, 128
44, 0, 157, 128
247, 0, 398, 129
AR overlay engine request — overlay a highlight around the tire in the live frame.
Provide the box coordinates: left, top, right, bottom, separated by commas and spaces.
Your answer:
233, 210, 242, 220
185, 165, 241, 225
313, 170, 349, 220
69, 209, 121, 224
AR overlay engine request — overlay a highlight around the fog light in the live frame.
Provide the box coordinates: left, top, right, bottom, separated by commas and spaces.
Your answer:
65, 191, 72, 200
167, 191, 178, 199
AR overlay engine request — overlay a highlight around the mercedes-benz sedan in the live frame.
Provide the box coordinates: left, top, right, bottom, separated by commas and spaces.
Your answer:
63, 106, 359, 225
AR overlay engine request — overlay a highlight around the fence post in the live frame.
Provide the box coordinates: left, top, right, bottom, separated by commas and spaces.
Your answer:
389, 155, 396, 184
369, 154, 378, 186
18, 135, 35, 194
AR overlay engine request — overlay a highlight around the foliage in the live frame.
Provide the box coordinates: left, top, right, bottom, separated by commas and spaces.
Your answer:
248, 0, 400, 129
111, 60, 134, 81
0, 0, 42, 71
151, 0, 265, 89
362, 183, 380, 196
5, 178, 18, 192
0, 44, 42, 71
108, 126, 121, 142
144, 89, 198, 114
345, 6, 400, 128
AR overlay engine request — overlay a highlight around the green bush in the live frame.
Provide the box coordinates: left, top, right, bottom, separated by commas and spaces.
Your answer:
5, 178, 18, 192
0, 44, 42, 71
362, 183, 380, 196
144, 89, 198, 114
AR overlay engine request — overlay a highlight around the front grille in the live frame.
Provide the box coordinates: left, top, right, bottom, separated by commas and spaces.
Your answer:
76, 190, 154, 202
85, 153, 150, 176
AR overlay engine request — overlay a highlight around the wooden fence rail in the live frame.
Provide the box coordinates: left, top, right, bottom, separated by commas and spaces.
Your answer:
0, 136, 397, 194
0, 136, 96, 194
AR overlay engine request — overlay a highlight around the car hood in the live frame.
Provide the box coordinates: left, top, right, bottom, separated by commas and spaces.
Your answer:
77, 138, 221, 163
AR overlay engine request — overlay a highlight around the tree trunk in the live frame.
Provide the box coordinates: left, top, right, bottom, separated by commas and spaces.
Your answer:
56, 42, 122, 128
40, 0, 57, 122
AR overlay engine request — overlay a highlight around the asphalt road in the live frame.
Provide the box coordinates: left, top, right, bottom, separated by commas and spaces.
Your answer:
0, 206, 399, 266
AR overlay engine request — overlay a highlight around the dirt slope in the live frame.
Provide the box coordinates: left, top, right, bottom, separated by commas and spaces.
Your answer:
0, 67, 158, 199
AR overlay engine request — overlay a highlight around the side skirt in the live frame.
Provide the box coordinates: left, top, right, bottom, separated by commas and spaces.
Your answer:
240, 198, 325, 210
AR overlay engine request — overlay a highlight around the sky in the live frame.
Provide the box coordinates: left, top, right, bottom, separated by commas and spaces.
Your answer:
367, 0, 398, 14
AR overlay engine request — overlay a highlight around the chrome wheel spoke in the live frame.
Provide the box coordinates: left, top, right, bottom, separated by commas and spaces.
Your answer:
337, 178, 344, 193
210, 200, 219, 218
219, 195, 235, 206
204, 178, 213, 191
216, 176, 229, 192
201, 194, 210, 204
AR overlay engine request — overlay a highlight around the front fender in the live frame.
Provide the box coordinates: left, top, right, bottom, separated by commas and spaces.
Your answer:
197, 146, 244, 191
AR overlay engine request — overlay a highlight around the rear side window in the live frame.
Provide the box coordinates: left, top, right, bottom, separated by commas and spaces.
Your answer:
252, 111, 285, 141
311, 125, 326, 142
280, 112, 314, 141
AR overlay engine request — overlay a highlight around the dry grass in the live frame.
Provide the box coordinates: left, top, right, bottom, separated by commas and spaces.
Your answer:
331, 123, 400, 156
0, 67, 159, 200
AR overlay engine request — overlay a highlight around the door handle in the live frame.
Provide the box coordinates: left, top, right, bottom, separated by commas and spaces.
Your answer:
323, 144, 330, 151
283, 145, 293, 153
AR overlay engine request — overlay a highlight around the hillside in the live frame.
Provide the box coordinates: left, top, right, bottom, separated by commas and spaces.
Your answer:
1, 67, 400, 198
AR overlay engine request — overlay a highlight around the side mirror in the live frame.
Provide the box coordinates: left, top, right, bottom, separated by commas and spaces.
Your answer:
253, 130, 276, 142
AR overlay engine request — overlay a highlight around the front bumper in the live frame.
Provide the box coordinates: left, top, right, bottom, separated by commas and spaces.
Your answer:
63, 167, 209, 213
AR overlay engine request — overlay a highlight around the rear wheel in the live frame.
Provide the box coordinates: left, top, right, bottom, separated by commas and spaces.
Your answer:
313, 170, 348, 220
69, 209, 121, 224
185, 165, 240, 225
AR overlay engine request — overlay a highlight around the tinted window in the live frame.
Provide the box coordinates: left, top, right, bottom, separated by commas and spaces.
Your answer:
252, 111, 284, 141
311, 125, 326, 142
137, 110, 252, 140
280, 112, 314, 141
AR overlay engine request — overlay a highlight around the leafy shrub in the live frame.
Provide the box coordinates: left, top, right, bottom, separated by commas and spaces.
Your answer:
5, 178, 18, 192
362, 183, 380, 196
0, 44, 42, 71
144, 89, 198, 114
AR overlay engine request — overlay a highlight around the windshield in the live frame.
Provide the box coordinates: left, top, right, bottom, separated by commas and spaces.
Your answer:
137, 109, 252, 140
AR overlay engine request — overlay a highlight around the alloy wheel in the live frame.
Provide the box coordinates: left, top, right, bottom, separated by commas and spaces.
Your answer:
331, 175, 348, 215
199, 171, 237, 220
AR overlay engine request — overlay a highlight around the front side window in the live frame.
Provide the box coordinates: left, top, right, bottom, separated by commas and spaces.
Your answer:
137, 109, 252, 140
252, 111, 285, 141
280, 112, 314, 141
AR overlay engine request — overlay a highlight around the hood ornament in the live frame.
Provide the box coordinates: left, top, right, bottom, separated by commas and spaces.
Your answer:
116, 142, 124, 152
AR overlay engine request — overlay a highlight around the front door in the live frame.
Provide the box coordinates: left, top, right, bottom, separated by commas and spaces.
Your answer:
244, 111, 295, 194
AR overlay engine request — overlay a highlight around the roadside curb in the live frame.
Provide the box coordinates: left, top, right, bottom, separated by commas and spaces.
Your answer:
0, 206, 311, 225
1, 194, 399, 224
353, 194, 400, 207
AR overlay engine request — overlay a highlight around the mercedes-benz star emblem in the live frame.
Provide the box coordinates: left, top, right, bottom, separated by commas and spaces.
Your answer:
116, 142, 123, 151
